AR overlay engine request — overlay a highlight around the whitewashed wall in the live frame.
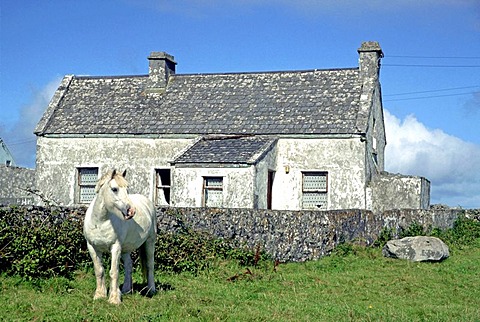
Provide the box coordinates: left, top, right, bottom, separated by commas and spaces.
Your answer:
172, 166, 256, 208
37, 135, 375, 210
272, 137, 367, 210
36, 137, 193, 205
370, 172, 431, 212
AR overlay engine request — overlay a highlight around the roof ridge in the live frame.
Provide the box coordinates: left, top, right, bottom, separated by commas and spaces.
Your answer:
74, 74, 149, 80
70, 67, 359, 80
177, 67, 359, 77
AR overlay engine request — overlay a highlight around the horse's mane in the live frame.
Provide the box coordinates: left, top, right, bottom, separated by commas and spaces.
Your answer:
95, 170, 129, 193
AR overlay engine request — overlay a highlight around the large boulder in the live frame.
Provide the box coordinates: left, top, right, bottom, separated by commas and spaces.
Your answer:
382, 236, 449, 262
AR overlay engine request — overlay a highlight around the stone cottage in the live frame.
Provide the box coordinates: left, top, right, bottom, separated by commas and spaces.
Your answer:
34, 41, 430, 212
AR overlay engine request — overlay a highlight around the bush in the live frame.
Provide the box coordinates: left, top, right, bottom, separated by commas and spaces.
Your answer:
398, 221, 426, 239
431, 214, 480, 249
372, 227, 394, 248
155, 229, 268, 274
0, 206, 89, 280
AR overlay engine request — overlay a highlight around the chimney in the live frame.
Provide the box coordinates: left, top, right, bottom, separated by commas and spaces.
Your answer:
147, 52, 176, 90
357, 41, 383, 81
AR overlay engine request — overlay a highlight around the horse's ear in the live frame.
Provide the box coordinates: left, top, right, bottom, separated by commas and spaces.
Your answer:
111, 169, 117, 179
122, 169, 127, 178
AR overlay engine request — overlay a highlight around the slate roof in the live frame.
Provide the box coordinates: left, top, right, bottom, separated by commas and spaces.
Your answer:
172, 136, 277, 165
35, 68, 365, 136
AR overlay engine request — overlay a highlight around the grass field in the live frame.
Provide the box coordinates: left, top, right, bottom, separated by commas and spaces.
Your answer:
1, 239, 479, 322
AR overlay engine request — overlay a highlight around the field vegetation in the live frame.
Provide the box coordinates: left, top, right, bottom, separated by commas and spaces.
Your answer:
1, 209, 479, 321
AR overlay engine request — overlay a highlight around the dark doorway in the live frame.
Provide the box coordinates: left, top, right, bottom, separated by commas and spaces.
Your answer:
267, 170, 275, 209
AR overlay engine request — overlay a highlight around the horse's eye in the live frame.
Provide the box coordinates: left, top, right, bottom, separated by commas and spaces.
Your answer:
111, 187, 119, 193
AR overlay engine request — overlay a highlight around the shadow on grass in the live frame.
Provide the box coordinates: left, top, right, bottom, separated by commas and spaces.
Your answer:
121, 280, 175, 298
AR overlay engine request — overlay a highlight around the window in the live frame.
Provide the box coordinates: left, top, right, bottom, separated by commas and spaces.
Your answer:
302, 172, 328, 209
155, 169, 171, 206
203, 177, 223, 207
77, 167, 98, 204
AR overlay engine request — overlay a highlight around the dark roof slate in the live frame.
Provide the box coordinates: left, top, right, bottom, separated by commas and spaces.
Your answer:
36, 68, 364, 136
173, 136, 276, 164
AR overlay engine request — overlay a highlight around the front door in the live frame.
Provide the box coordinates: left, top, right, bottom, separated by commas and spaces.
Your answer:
267, 170, 275, 209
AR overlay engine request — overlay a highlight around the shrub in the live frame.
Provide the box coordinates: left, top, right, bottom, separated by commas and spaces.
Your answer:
155, 229, 268, 274
0, 206, 89, 280
372, 227, 394, 248
430, 214, 480, 249
398, 221, 426, 238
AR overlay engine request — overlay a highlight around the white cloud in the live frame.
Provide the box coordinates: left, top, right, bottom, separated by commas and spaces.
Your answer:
0, 77, 62, 168
384, 109, 480, 208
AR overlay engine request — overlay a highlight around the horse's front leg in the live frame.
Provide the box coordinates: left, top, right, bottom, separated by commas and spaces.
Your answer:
108, 242, 122, 304
86, 243, 107, 300
121, 253, 133, 295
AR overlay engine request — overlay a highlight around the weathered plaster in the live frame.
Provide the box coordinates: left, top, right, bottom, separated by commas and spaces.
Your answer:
36, 137, 193, 205
370, 172, 430, 212
172, 166, 255, 208
273, 137, 367, 210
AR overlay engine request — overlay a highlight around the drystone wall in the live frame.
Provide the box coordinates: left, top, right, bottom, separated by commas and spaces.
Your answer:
2, 205, 477, 262
157, 207, 470, 262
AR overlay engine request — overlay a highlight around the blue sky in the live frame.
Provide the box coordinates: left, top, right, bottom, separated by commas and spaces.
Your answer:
1, 0, 479, 208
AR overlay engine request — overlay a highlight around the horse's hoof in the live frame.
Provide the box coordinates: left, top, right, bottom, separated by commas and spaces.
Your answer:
108, 296, 122, 305
94, 292, 107, 300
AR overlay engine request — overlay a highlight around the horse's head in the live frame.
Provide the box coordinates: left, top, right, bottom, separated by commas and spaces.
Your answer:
96, 169, 135, 220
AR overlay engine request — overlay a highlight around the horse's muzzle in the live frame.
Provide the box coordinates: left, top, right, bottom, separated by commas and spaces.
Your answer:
124, 205, 136, 220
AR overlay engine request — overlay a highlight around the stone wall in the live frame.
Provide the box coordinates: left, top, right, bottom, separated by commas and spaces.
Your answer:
0, 166, 35, 205
2, 205, 476, 262
157, 207, 471, 261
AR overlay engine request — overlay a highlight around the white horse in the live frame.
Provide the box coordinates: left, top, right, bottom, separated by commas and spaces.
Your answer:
83, 169, 156, 304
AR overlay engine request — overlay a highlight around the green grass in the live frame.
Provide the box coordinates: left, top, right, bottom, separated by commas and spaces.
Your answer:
1, 239, 479, 322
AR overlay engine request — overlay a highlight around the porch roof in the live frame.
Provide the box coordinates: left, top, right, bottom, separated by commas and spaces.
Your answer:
172, 136, 277, 165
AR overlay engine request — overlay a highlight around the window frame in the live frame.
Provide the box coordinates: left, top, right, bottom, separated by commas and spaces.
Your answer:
155, 168, 171, 206
76, 167, 99, 204
301, 171, 328, 210
202, 176, 224, 208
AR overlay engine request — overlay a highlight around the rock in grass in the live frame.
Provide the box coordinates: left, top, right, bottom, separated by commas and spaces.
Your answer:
382, 236, 449, 262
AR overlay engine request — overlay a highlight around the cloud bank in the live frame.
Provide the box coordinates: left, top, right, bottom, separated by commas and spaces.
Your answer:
384, 109, 480, 208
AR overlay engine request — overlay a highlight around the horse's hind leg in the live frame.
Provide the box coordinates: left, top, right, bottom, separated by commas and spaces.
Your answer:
121, 253, 133, 295
86, 243, 107, 300
140, 237, 156, 296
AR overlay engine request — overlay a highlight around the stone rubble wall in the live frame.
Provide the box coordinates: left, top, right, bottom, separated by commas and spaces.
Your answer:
157, 207, 473, 262
2, 205, 477, 262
